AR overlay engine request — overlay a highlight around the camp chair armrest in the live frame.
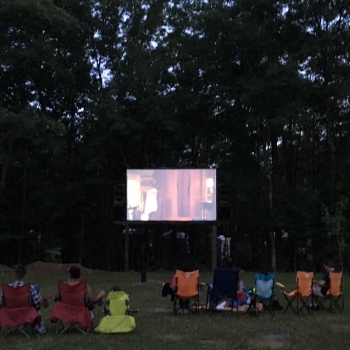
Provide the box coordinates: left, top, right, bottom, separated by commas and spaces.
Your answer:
275, 282, 286, 290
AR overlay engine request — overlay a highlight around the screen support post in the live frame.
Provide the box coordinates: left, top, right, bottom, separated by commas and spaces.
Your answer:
211, 223, 217, 273
141, 227, 148, 283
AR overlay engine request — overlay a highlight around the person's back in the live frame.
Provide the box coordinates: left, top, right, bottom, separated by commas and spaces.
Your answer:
5, 265, 46, 333
66, 265, 105, 307
175, 261, 196, 311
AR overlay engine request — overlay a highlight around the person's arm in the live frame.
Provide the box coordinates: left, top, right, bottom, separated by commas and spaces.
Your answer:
87, 284, 105, 304
315, 272, 329, 287
170, 274, 177, 289
237, 281, 245, 294
316, 279, 326, 287
30, 285, 43, 309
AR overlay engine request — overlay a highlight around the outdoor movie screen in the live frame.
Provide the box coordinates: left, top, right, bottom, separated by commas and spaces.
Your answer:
127, 169, 216, 221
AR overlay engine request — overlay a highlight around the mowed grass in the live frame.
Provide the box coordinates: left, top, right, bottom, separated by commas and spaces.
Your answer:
1, 269, 350, 350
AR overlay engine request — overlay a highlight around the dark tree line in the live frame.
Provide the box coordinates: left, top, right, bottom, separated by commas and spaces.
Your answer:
1, 0, 350, 272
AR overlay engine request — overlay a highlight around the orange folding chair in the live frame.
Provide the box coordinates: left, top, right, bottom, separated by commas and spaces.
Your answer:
277, 271, 314, 314
0, 284, 41, 337
50, 281, 92, 335
319, 272, 344, 311
173, 270, 200, 315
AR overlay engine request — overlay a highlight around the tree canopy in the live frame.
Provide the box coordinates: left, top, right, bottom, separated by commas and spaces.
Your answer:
1, 0, 350, 271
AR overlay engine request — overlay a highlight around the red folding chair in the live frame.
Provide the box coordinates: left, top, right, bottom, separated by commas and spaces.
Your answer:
50, 281, 92, 335
0, 284, 41, 337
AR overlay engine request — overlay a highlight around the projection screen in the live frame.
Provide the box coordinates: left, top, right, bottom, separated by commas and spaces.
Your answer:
126, 169, 216, 221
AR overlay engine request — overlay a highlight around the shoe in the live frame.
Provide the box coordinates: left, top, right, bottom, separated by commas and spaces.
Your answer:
182, 308, 188, 314
308, 304, 319, 311
216, 301, 226, 310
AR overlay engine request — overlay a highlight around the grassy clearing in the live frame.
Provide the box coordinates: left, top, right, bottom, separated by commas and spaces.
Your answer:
0, 270, 349, 350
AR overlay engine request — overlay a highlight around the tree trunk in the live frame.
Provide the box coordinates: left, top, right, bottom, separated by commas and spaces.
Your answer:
270, 231, 277, 272
79, 217, 84, 265
0, 138, 13, 202
337, 236, 344, 272
267, 159, 277, 272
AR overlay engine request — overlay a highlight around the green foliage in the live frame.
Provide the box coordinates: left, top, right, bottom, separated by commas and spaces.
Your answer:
323, 197, 349, 239
1, 0, 350, 270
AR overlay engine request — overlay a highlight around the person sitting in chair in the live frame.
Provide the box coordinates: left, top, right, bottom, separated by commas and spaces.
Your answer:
0, 265, 47, 333
310, 260, 335, 310
66, 265, 105, 310
162, 261, 196, 312
207, 259, 249, 311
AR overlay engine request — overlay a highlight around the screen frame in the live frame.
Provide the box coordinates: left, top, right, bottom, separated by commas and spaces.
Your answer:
126, 168, 217, 223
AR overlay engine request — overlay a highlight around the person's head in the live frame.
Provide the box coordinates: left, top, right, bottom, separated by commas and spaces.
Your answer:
323, 260, 335, 272
180, 261, 194, 272
224, 257, 239, 270
69, 265, 81, 279
111, 286, 122, 292
15, 265, 27, 281
259, 263, 269, 275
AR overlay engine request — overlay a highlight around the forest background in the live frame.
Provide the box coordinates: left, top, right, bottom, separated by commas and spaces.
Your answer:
1, 0, 350, 273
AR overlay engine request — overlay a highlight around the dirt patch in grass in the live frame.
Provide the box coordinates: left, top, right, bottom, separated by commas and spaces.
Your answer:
157, 333, 189, 341
0, 264, 14, 273
253, 341, 284, 349
250, 334, 286, 349
26, 261, 100, 274
331, 324, 350, 332
143, 307, 172, 313
0, 261, 103, 275
198, 339, 227, 349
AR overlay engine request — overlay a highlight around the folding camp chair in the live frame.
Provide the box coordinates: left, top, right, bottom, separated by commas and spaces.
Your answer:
0, 284, 41, 337
319, 272, 344, 311
246, 272, 275, 316
173, 270, 200, 315
277, 271, 313, 314
95, 290, 136, 333
104, 291, 131, 315
50, 281, 92, 335
206, 268, 239, 312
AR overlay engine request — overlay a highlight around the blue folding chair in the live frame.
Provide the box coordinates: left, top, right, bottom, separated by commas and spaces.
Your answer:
206, 268, 239, 312
246, 272, 275, 316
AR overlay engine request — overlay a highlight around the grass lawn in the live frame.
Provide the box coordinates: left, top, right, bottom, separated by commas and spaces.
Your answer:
0, 269, 349, 350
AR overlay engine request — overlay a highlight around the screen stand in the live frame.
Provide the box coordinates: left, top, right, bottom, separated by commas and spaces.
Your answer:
141, 228, 148, 283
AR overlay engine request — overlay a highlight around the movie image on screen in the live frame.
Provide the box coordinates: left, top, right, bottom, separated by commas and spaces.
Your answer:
127, 169, 216, 221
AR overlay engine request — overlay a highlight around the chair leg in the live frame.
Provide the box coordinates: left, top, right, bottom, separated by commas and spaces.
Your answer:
173, 297, 177, 316
205, 291, 209, 312
75, 324, 89, 335
270, 297, 275, 317
195, 296, 200, 314
283, 295, 296, 314
18, 324, 31, 338
246, 297, 259, 316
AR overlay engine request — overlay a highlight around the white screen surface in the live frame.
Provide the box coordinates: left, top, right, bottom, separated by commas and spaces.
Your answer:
126, 169, 216, 221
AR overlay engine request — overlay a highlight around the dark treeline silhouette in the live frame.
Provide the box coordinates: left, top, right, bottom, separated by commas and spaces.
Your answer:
0, 0, 350, 272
